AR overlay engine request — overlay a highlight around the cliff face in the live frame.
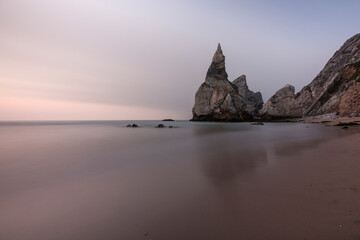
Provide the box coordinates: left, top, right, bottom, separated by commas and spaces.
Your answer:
296, 33, 360, 117
260, 33, 360, 119
192, 44, 260, 121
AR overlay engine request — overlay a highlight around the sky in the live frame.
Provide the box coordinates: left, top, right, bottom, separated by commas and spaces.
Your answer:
0, 0, 359, 120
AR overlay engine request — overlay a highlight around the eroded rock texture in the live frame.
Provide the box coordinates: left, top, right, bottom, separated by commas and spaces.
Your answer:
232, 75, 263, 117
296, 33, 360, 117
260, 84, 302, 120
260, 33, 360, 119
192, 34, 360, 121
192, 44, 253, 121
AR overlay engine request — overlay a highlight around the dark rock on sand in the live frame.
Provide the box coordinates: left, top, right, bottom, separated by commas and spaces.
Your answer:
335, 122, 360, 126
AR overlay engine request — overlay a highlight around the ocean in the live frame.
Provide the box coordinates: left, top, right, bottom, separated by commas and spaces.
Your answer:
0, 121, 355, 239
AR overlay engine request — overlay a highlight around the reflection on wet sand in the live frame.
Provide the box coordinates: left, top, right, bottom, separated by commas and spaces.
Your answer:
193, 123, 267, 180
196, 138, 267, 183
273, 126, 360, 157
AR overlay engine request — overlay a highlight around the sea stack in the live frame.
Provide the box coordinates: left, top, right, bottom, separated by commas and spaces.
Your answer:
192, 44, 261, 121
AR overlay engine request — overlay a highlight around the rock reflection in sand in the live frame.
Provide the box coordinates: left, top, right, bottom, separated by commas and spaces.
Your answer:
195, 134, 267, 182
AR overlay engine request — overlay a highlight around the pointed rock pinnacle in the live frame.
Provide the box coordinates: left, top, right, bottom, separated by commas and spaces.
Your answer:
206, 43, 228, 80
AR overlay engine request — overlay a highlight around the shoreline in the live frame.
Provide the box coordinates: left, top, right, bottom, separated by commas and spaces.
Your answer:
191, 116, 360, 126
300, 116, 360, 125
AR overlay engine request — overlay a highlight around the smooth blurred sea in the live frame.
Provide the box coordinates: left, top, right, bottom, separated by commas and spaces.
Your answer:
0, 121, 347, 240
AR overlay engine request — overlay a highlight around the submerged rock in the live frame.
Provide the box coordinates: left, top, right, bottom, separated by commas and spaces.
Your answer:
260, 84, 302, 120
155, 124, 165, 128
192, 44, 253, 121
250, 122, 264, 125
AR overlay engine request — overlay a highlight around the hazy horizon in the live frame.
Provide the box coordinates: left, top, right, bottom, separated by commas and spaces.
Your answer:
1, 0, 360, 120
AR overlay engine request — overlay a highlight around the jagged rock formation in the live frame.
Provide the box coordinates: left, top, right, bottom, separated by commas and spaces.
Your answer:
192, 44, 254, 121
232, 75, 263, 117
296, 33, 360, 117
260, 84, 302, 120
260, 33, 360, 119
192, 34, 360, 121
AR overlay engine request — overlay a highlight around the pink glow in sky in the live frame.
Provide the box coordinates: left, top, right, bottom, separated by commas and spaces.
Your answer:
1, 0, 359, 120
0, 96, 180, 120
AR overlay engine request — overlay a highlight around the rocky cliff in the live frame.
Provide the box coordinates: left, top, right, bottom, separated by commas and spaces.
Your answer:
192, 34, 360, 121
261, 33, 360, 119
297, 33, 360, 117
192, 44, 262, 121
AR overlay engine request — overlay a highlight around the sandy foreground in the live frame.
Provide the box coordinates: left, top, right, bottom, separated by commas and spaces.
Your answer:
254, 126, 360, 240
1, 122, 360, 240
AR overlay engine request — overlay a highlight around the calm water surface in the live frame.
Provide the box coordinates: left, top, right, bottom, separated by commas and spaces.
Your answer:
0, 121, 350, 239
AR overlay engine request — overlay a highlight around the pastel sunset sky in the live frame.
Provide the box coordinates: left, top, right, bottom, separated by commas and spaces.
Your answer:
1, 0, 359, 120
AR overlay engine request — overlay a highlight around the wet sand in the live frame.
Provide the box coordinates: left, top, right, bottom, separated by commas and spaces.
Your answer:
235, 130, 360, 239
0, 121, 360, 240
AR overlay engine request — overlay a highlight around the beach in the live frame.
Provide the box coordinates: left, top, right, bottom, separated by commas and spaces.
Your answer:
0, 121, 359, 240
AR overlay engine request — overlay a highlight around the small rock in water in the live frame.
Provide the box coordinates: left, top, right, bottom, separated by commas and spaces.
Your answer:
156, 124, 165, 128
342, 126, 349, 129
251, 122, 264, 125
126, 124, 132, 128
168, 126, 173, 128
131, 124, 139, 128
162, 119, 174, 121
